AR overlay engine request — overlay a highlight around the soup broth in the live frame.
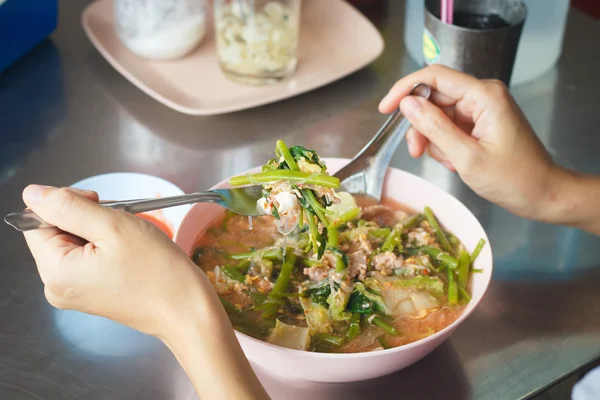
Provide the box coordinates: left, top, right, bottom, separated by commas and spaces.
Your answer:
191, 196, 473, 354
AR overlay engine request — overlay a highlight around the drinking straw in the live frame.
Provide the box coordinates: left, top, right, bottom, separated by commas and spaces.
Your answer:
440, 0, 454, 24
441, 0, 448, 23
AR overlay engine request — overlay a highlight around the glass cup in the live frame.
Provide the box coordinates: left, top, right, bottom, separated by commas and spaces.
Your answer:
213, 0, 301, 85
114, 0, 208, 61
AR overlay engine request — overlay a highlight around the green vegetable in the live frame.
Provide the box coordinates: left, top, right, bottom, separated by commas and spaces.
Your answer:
415, 246, 459, 269
369, 228, 391, 239
447, 267, 458, 305
270, 252, 296, 296
381, 227, 402, 253
276, 139, 300, 170
314, 333, 345, 347
347, 291, 375, 314
276, 140, 333, 230
326, 227, 348, 271
230, 248, 282, 260
229, 170, 340, 188
298, 206, 304, 229
301, 258, 321, 268
369, 315, 401, 336
327, 192, 361, 228
303, 188, 331, 227
222, 266, 246, 282
377, 335, 391, 349
305, 284, 331, 308
219, 297, 240, 314
327, 284, 352, 322
248, 291, 268, 307
231, 260, 251, 271
306, 213, 322, 255
230, 140, 341, 262
327, 247, 348, 272
401, 214, 422, 229
262, 251, 297, 319
346, 313, 361, 339
457, 250, 470, 288
330, 208, 361, 228
288, 144, 325, 168
347, 283, 387, 314
470, 238, 486, 264
424, 206, 452, 253
300, 297, 334, 335
472, 268, 483, 273
327, 226, 339, 248
458, 285, 471, 303
448, 233, 460, 246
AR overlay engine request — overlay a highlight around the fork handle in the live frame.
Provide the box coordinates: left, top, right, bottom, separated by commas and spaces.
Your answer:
4, 192, 222, 232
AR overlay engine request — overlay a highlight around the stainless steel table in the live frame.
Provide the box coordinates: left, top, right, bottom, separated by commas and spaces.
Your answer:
2, 1, 600, 399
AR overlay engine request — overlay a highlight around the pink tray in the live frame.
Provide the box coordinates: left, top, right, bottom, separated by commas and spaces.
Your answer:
81, 0, 385, 115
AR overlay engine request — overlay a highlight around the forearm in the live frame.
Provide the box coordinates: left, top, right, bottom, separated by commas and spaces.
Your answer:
545, 168, 600, 236
161, 275, 270, 400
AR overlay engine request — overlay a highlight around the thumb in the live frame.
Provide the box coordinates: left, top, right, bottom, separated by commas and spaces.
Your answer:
400, 96, 477, 170
23, 185, 119, 242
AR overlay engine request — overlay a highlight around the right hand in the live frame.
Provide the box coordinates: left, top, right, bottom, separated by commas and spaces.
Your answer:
379, 65, 564, 222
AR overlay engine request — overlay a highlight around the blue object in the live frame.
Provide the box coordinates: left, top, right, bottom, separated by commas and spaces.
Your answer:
0, 0, 58, 74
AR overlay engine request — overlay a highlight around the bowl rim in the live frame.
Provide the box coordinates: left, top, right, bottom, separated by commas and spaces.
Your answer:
175, 157, 493, 359
70, 172, 186, 194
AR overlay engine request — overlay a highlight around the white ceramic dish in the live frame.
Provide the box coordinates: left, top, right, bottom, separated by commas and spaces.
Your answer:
175, 158, 493, 382
70, 172, 189, 238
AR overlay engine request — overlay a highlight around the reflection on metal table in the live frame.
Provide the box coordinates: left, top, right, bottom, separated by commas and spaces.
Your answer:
1, 1, 600, 399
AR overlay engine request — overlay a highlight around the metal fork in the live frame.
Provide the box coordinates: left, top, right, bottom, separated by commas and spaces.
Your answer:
4, 186, 265, 232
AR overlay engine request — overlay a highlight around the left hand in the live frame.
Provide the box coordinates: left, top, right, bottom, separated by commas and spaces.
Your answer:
21, 185, 216, 340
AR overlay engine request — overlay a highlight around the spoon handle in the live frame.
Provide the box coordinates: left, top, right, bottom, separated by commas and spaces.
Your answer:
4, 192, 221, 232
333, 83, 431, 200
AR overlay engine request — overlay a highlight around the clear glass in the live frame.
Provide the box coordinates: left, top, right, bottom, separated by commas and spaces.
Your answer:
213, 0, 301, 85
114, 0, 207, 61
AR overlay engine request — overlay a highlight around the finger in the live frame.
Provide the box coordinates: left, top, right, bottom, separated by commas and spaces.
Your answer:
426, 143, 457, 172
70, 188, 100, 203
399, 96, 477, 170
22, 185, 119, 243
22, 187, 101, 247
405, 128, 429, 158
379, 65, 483, 113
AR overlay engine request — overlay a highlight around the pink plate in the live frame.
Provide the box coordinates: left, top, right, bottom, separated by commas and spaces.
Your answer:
175, 158, 493, 382
81, 0, 384, 115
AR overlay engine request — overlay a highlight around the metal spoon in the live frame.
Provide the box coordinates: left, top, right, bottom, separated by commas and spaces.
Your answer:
333, 82, 431, 201
5, 83, 431, 232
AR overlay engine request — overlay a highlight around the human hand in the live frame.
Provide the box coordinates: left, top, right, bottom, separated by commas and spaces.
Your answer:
21, 185, 215, 340
379, 65, 564, 222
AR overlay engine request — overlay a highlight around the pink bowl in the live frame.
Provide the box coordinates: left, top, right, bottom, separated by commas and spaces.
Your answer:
175, 158, 493, 382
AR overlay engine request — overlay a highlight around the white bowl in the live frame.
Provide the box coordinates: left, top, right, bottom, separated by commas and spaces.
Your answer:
70, 172, 189, 238
175, 158, 493, 382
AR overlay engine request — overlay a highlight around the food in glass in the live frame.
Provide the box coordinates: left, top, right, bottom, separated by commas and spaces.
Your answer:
114, 0, 207, 60
213, 0, 301, 84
